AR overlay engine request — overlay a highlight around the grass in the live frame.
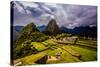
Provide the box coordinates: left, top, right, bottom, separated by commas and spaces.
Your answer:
35, 39, 97, 63
14, 37, 97, 65
47, 47, 81, 64
21, 49, 51, 65
61, 45, 81, 57
47, 48, 62, 56
31, 42, 47, 51
70, 45, 97, 61
46, 45, 81, 64
77, 40, 97, 48
45, 39, 97, 63
78, 40, 97, 45
60, 49, 81, 62
44, 39, 57, 45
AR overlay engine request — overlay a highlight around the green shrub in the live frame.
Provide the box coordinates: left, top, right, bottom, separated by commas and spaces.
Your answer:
13, 40, 38, 59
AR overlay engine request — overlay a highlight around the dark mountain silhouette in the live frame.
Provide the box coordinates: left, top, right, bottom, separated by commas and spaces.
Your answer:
60, 26, 97, 38
44, 19, 61, 35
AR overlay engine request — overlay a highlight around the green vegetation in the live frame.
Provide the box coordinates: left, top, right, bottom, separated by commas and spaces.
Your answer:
77, 40, 97, 48
14, 37, 97, 65
70, 45, 97, 61
21, 50, 49, 65
13, 40, 37, 59
31, 42, 47, 51
44, 39, 57, 45
13, 22, 97, 66
15, 23, 39, 46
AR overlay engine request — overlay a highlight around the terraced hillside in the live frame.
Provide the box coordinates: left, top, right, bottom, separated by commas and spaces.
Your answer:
13, 36, 97, 66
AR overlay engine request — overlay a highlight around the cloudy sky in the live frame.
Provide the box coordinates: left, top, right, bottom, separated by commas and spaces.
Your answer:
12, 1, 97, 29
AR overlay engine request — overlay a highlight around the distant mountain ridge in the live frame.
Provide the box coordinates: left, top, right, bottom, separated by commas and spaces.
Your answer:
14, 26, 24, 33
13, 22, 97, 38
60, 26, 97, 37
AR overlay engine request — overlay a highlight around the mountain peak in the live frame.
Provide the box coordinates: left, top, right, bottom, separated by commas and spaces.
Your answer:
21, 22, 39, 33
44, 19, 60, 35
15, 22, 39, 46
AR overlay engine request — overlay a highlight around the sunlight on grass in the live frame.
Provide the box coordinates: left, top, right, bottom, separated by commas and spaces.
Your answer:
62, 45, 81, 58
44, 39, 57, 45
70, 45, 97, 61
21, 49, 51, 65
77, 40, 97, 48
47, 48, 62, 56
31, 42, 47, 51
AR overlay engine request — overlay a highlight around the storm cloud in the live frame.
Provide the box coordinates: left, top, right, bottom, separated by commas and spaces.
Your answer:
12, 1, 97, 29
